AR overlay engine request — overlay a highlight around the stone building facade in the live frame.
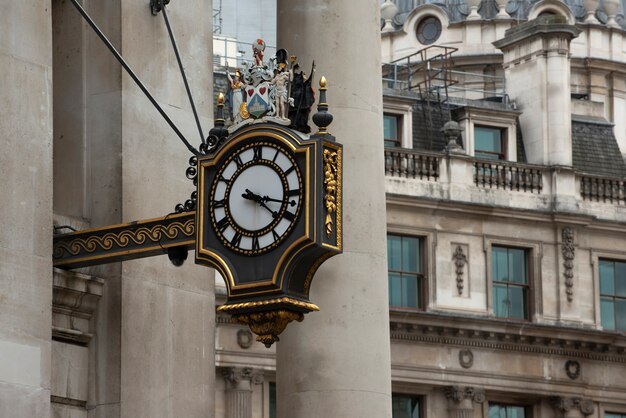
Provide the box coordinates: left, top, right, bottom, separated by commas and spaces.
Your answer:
2, 0, 626, 417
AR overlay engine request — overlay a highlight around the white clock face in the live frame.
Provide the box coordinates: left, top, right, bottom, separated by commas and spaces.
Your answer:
209, 141, 303, 255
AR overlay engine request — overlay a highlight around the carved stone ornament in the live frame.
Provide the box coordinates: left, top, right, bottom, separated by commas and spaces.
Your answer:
561, 227, 575, 302
221, 367, 264, 386
444, 386, 485, 403
565, 359, 581, 380
458, 348, 474, 368
237, 329, 254, 349
549, 396, 594, 416
453, 245, 468, 295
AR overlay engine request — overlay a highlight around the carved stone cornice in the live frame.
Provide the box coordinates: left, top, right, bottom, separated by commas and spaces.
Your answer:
549, 396, 594, 416
52, 268, 104, 344
389, 312, 626, 364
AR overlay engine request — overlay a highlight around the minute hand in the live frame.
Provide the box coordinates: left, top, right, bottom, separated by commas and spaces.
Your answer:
262, 195, 296, 207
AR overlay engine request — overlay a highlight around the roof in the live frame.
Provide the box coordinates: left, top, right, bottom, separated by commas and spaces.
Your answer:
571, 118, 626, 178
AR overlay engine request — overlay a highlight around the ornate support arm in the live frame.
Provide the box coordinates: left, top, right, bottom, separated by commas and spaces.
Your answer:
53, 212, 195, 269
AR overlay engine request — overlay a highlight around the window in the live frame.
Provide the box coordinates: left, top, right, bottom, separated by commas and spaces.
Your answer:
475, 126, 505, 160
606, 414, 626, 418
599, 259, 626, 331
416, 16, 442, 45
392, 394, 420, 418
492, 246, 529, 320
384, 114, 402, 147
388, 235, 424, 309
489, 403, 528, 418
269, 382, 277, 418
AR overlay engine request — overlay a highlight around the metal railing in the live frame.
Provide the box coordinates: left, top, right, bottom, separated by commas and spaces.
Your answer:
473, 160, 544, 193
580, 175, 626, 204
384, 148, 440, 180
382, 51, 507, 102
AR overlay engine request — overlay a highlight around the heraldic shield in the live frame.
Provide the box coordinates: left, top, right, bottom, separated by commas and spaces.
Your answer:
246, 82, 270, 119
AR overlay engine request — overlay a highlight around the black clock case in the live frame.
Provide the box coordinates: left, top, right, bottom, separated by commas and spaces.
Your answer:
195, 123, 342, 315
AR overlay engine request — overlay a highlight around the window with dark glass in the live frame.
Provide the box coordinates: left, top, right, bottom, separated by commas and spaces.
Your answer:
606, 413, 626, 418
416, 16, 442, 45
475, 126, 505, 160
599, 259, 626, 331
384, 114, 402, 147
489, 403, 528, 418
269, 382, 277, 418
388, 235, 423, 309
392, 394, 420, 418
492, 246, 529, 320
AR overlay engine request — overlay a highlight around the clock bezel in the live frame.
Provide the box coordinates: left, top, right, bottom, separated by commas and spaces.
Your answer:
208, 140, 304, 256
196, 126, 314, 295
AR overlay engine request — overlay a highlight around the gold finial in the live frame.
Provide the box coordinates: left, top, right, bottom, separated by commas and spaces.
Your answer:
217, 92, 225, 104
319, 76, 327, 88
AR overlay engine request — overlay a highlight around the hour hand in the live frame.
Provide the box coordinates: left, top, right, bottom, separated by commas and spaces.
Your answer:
242, 189, 262, 203
262, 195, 297, 207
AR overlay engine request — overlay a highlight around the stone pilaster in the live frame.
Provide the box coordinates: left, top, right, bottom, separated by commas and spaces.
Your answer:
444, 386, 485, 418
276, 1, 392, 417
221, 368, 264, 418
549, 396, 594, 418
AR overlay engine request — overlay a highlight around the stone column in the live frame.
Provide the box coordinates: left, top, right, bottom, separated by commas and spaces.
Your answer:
222, 368, 264, 418
116, 1, 215, 417
549, 396, 595, 418
0, 2, 53, 417
494, 16, 580, 166
276, 1, 392, 418
444, 386, 485, 418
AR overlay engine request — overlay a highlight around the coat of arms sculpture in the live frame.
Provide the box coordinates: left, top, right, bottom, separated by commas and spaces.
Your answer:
225, 39, 316, 134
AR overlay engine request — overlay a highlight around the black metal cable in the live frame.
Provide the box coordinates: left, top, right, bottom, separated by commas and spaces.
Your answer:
68, 0, 200, 156
161, 4, 205, 144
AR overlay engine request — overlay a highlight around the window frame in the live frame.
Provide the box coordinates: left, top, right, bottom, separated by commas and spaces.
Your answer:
485, 238, 542, 322
591, 251, 626, 332
491, 245, 530, 320
598, 258, 626, 332
391, 392, 424, 418
384, 113, 403, 148
474, 125, 507, 161
454, 107, 519, 162
487, 402, 532, 418
387, 234, 426, 310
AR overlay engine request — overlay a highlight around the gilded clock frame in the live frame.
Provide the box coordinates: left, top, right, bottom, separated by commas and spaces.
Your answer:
196, 126, 316, 296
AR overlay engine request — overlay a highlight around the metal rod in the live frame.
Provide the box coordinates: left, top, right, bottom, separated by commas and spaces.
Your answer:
68, 0, 199, 156
161, 4, 205, 144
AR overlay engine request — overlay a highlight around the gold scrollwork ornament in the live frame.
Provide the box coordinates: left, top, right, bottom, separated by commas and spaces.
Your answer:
323, 149, 338, 237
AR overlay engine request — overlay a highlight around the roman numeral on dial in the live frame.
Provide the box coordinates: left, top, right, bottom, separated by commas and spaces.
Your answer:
216, 217, 229, 232
230, 232, 242, 247
252, 236, 260, 251
253, 146, 263, 161
213, 199, 225, 208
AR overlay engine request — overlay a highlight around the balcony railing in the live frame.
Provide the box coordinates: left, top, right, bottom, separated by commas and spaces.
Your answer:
384, 148, 440, 180
473, 160, 544, 194
580, 175, 626, 204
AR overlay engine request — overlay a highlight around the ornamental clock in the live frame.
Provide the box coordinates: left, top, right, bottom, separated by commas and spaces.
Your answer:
196, 123, 342, 347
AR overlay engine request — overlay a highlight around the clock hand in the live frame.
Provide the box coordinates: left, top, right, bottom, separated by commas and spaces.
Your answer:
242, 189, 263, 203
261, 195, 297, 207
242, 189, 278, 218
